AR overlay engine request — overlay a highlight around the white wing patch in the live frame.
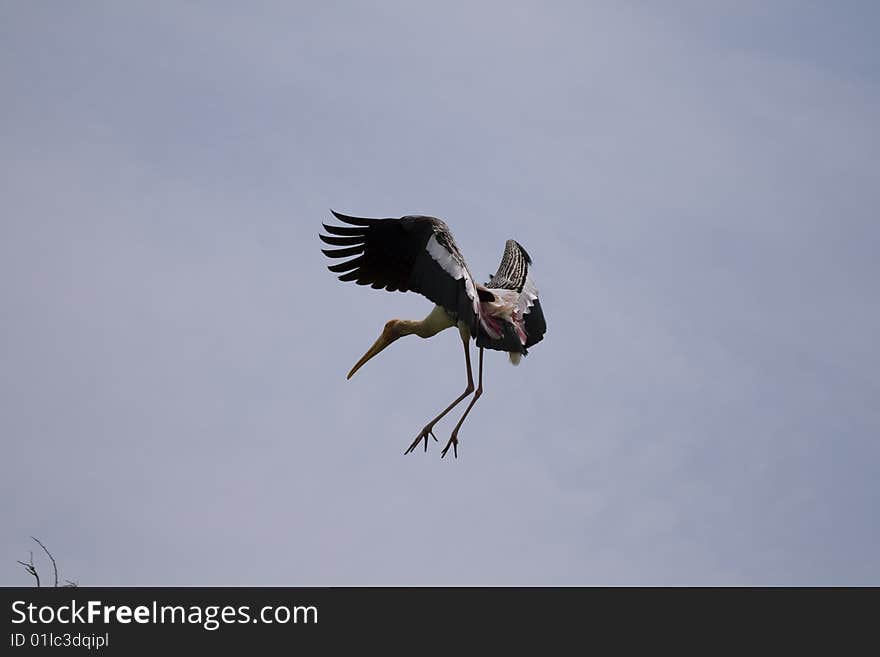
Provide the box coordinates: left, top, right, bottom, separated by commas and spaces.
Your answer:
517, 273, 539, 316
426, 234, 480, 315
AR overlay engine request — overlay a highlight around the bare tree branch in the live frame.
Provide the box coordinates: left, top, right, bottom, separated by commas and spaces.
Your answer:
30, 536, 58, 588
18, 537, 77, 587
17, 550, 40, 587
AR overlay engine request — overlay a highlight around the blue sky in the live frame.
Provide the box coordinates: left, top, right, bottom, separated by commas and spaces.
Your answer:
2, 1, 878, 585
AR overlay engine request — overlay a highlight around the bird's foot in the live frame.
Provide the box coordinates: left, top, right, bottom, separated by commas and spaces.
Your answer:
441, 433, 459, 459
404, 425, 438, 455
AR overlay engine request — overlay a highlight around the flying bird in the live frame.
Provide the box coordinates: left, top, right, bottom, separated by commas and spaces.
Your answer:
320, 210, 547, 458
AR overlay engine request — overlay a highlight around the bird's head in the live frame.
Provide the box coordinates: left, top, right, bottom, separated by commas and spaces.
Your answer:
347, 319, 406, 380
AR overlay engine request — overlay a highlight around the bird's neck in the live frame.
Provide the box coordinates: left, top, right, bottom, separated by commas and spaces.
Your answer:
395, 306, 454, 339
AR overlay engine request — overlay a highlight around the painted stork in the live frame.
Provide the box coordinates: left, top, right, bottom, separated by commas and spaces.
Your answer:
320, 210, 547, 458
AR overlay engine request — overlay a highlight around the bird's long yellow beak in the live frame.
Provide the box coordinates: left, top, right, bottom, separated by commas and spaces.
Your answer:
347, 322, 400, 380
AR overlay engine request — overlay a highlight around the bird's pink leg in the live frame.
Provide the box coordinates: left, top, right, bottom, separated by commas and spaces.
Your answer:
404, 335, 474, 455
441, 347, 484, 459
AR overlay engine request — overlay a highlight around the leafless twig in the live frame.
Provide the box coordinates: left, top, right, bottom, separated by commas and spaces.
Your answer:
30, 536, 59, 587
16, 550, 40, 587
18, 537, 75, 587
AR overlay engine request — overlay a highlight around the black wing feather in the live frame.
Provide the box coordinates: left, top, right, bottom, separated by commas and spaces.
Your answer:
322, 222, 367, 236
523, 298, 547, 348
476, 239, 547, 353
319, 234, 363, 246
321, 245, 365, 259
320, 210, 478, 333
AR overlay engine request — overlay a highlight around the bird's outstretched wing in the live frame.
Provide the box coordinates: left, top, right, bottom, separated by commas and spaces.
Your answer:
320, 210, 480, 332
479, 239, 547, 350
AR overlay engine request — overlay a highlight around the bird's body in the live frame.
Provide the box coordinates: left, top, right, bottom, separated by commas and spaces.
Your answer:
321, 210, 547, 457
